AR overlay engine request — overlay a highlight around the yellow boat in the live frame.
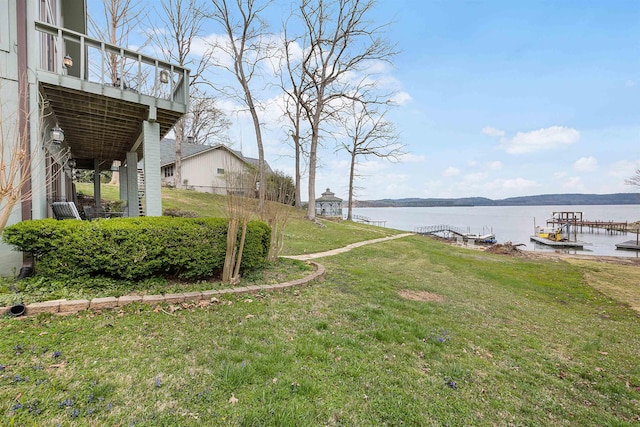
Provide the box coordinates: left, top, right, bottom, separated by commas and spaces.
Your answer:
534, 226, 563, 242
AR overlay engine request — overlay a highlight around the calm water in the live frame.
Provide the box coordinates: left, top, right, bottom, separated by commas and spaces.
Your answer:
352, 205, 640, 258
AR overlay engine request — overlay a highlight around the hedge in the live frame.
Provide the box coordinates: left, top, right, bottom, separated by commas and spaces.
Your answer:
1, 217, 271, 280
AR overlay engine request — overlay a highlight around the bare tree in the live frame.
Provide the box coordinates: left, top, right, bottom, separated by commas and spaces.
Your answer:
280, 29, 309, 210
89, 0, 148, 186
337, 99, 402, 220
154, 0, 210, 189
626, 169, 640, 187
221, 161, 258, 284
207, 0, 273, 212
294, 0, 396, 221
186, 87, 231, 145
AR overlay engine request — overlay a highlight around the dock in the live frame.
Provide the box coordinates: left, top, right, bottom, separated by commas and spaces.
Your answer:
415, 225, 496, 243
546, 211, 629, 233
352, 215, 387, 227
616, 231, 640, 251
615, 240, 640, 251
530, 236, 584, 249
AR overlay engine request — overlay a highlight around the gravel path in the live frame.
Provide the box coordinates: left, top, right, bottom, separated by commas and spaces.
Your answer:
283, 233, 415, 261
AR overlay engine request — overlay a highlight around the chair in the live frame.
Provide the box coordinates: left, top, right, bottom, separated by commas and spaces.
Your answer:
51, 202, 82, 220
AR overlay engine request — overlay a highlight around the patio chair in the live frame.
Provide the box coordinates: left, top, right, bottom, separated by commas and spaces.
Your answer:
51, 202, 82, 220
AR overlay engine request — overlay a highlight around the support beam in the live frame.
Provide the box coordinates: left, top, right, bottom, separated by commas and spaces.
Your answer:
119, 162, 128, 202
93, 159, 101, 208
142, 121, 161, 216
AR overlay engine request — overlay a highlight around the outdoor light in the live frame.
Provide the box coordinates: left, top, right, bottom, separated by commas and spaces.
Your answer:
187, 135, 194, 144
63, 54, 73, 68
67, 159, 76, 169
159, 69, 169, 84
50, 125, 64, 144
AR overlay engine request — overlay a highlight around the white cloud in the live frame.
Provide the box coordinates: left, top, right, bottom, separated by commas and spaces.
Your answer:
562, 176, 585, 192
501, 126, 580, 154
400, 153, 425, 163
486, 161, 503, 171
443, 166, 461, 177
496, 177, 539, 191
608, 160, 640, 179
390, 91, 412, 105
482, 127, 505, 137
625, 80, 637, 87
466, 160, 477, 167
463, 172, 488, 182
554, 171, 568, 179
573, 156, 598, 172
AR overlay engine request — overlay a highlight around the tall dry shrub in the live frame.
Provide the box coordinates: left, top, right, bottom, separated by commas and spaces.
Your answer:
221, 163, 258, 284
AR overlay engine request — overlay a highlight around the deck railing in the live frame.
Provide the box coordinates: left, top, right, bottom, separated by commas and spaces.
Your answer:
35, 21, 189, 105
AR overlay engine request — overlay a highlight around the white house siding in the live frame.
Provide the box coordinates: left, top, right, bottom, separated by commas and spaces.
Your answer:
0, 0, 23, 276
181, 148, 249, 195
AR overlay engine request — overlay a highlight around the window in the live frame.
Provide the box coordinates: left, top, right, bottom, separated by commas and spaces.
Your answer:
0, 0, 9, 52
217, 168, 224, 175
163, 165, 174, 177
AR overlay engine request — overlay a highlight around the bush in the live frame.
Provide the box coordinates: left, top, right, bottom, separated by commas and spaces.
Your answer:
2, 217, 271, 281
163, 208, 199, 218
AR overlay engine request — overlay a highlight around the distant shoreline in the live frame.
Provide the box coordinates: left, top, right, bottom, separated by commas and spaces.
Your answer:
355, 192, 640, 208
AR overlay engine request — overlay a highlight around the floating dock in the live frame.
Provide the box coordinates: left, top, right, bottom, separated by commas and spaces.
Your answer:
615, 240, 640, 251
530, 236, 584, 249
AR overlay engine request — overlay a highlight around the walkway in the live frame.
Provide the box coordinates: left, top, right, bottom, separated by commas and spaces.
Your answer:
3, 233, 415, 318
283, 233, 415, 260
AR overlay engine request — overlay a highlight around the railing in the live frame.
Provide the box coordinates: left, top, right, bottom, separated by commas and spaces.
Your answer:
35, 21, 189, 105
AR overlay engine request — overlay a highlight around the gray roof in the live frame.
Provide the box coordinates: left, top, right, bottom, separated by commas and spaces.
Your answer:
160, 138, 272, 173
317, 188, 342, 202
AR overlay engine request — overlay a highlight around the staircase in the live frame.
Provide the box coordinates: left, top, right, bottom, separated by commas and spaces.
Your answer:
137, 169, 145, 216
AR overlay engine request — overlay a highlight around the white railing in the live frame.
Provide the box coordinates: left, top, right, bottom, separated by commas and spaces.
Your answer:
35, 21, 189, 105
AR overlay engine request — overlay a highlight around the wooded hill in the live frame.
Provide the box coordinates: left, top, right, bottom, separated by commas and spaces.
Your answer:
356, 193, 640, 207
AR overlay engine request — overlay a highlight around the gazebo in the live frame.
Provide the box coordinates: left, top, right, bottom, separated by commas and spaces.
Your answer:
315, 188, 343, 218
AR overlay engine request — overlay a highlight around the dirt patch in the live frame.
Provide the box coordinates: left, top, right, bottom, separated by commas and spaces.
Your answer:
484, 242, 525, 256
398, 290, 444, 302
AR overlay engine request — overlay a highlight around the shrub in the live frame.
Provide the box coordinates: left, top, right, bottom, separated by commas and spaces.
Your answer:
163, 208, 199, 218
1, 217, 271, 281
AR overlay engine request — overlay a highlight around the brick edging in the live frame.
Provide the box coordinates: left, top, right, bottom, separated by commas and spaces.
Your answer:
1, 261, 325, 318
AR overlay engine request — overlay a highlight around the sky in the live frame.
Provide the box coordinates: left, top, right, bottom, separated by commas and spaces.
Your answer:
90, 0, 640, 202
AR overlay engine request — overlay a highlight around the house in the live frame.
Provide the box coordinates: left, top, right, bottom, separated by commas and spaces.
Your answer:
315, 188, 343, 218
160, 138, 271, 195
0, 0, 188, 276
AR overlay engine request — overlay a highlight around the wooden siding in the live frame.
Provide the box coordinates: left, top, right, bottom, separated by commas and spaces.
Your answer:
181, 148, 251, 194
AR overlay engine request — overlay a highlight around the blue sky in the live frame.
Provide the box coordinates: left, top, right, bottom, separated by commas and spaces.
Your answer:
91, 0, 640, 201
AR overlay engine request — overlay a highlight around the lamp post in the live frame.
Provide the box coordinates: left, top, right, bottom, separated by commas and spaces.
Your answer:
160, 70, 169, 84
63, 54, 73, 68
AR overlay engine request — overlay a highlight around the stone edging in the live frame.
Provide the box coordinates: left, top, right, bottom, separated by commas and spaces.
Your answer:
1, 261, 325, 318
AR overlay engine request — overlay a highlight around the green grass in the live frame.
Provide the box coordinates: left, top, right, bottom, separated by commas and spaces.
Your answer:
2, 190, 640, 425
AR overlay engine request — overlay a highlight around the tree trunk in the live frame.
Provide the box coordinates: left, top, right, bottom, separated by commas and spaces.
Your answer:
348, 150, 356, 221
222, 217, 239, 283
232, 219, 248, 281
108, 160, 120, 185
306, 135, 317, 221
174, 118, 184, 189
245, 87, 265, 214
293, 133, 302, 209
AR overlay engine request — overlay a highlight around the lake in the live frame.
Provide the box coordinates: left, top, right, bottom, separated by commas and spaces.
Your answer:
352, 205, 640, 258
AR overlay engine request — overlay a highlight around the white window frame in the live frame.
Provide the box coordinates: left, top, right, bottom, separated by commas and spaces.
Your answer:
0, 0, 10, 52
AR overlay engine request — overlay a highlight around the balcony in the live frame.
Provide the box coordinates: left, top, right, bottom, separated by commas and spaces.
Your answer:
34, 21, 189, 170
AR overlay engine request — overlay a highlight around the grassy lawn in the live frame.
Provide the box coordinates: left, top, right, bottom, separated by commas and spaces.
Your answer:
1, 191, 639, 425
